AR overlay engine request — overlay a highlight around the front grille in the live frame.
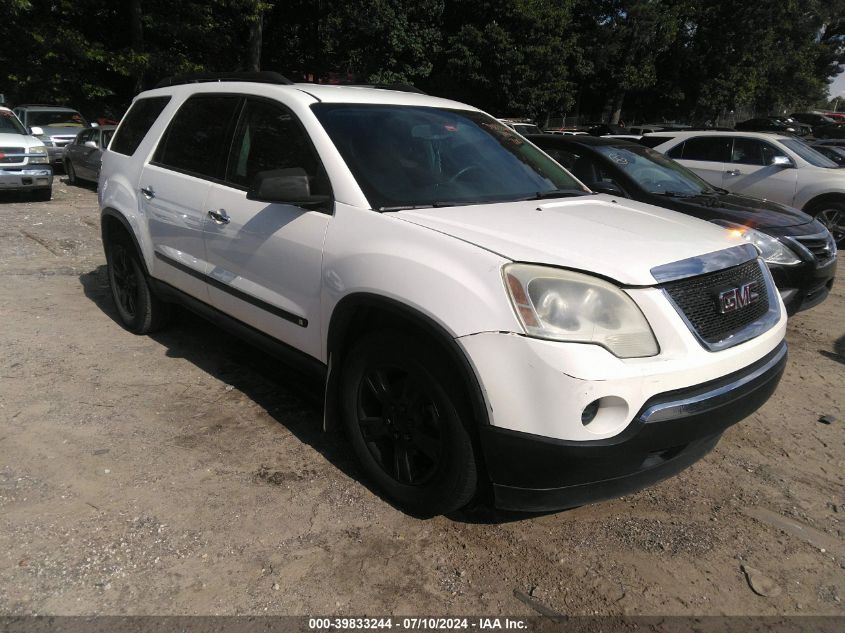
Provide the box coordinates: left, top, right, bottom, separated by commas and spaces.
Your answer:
0, 147, 24, 164
50, 136, 76, 147
662, 260, 769, 345
793, 232, 836, 266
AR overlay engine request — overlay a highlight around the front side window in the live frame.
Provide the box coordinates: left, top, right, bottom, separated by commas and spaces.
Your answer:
153, 95, 242, 179
312, 104, 586, 210
111, 96, 171, 156
225, 98, 330, 196
678, 136, 732, 163
0, 110, 26, 134
729, 138, 785, 165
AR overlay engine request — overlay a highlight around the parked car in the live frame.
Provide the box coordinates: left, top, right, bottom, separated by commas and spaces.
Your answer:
64, 125, 116, 185
735, 117, 809, 136
0, 106, 53, 200
628, 126, 664, 135
530, 134, 836, 315
811, 143, 845, 167
790, 112, 837, 131
99, 72, 787, 515
12, 105, 90, 167
813, 122, 845, 140
645, 131, 845, 247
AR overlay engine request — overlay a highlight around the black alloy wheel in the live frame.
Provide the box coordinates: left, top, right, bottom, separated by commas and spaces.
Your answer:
341, 331, 478, 515
106, 238, 170, 334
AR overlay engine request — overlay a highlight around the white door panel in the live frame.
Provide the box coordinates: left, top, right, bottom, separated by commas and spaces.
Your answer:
676, 159, 726, 187
141, 164, 213, 301
203, 183, 329, 360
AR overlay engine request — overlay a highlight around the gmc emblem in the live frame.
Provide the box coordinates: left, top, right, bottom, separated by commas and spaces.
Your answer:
718, 281, 759, 314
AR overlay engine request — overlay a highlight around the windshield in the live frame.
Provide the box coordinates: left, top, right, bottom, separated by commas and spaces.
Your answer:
593, 143, 717, 195
312, 104, 586, 210
28, 110, 88, 128
0, 110, 26, 134
779, 138, 838, 168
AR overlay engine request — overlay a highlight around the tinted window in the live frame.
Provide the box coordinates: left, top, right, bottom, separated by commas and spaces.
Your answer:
313, 104, 586, 210
0, 110, 26, 134
154, 95, 241, 179
666, 140, 685, 157
111, 96, 171, 156
28, 110, 87, 127
640, 135, 674, 149
730, 138, 787, 165
680, 137, 731, 162
226, 98, 330, 195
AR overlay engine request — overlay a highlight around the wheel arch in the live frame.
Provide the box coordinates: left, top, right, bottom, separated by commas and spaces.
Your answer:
323, 293, 491, 436
801, 191, 845, 214
100, 208, 150, 276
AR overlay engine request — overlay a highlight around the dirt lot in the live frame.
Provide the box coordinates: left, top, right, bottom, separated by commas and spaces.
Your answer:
0, 181, 843, 617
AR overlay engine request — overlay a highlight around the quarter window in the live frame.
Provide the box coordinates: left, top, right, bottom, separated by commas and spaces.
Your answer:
225, 98, 330, 196
111, 96, 171, 156
153, 95, 242, 180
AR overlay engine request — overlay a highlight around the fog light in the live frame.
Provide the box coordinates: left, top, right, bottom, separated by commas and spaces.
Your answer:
581, 400, 600, 426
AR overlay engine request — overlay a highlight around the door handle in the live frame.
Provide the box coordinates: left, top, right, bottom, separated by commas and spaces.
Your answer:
208, 209, 230, 225
725, 169, 742, 176
140, 186, 155, 199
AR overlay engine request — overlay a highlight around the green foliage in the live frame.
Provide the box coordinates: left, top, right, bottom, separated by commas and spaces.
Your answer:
0, 0, 842, 122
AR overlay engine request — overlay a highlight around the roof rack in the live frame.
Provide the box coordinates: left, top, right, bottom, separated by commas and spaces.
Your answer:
154, 71, 294, 89
358, 83, 427, 95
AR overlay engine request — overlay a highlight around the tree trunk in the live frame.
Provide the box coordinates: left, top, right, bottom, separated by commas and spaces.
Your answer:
246, 3, 263, 72
130, 0, 143, 93
609, 91, 625, 125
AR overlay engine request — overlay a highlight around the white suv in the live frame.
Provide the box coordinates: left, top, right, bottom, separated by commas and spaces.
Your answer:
99, 73, 787, 515
645, 130, 845, 246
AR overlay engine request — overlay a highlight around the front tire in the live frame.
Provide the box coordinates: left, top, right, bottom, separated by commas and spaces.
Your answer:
66, 160, 77, 185
340, 331, 478, 516
106, 238, 170, 334
806, 199, 845, 248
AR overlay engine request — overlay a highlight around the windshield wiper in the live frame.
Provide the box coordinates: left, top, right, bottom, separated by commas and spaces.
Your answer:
655, 191, 698, 198
378, 204, 436, 212
533, 189, 591, 200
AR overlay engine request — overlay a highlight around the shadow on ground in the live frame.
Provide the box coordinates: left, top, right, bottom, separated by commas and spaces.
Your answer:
78, 265, 541, 524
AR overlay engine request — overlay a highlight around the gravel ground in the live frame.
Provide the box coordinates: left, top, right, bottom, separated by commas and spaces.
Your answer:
0, 181, 843, 616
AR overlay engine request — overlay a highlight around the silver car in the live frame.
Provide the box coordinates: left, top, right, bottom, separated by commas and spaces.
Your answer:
64, 126, 115, 185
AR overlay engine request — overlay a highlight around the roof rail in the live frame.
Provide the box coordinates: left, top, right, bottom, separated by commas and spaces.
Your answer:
154, 71, 294, 89
360, 83, 427, 95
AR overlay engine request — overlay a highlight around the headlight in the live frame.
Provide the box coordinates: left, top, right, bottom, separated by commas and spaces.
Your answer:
27, 146, 49, 164
713, 220, 801, 265
503, 264, 659, 358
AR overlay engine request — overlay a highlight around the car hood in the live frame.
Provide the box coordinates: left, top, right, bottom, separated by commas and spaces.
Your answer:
0, 132, 40, 148
390, 195, 742, 285
663, 191, 813, 230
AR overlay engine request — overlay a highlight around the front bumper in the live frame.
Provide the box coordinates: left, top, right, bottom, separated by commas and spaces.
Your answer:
0, 167, 53, 191
484, 341, 787, 511
46, 146, 67, 165
771, 257, 836, 315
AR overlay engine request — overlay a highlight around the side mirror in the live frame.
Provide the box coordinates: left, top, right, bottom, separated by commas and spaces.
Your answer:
590, 180, 627, 197
246, 167, 330, 206
29, 126, 44, 136
771, 155, 793, 168
84, 140, 98, 149
90, 122, 99, 128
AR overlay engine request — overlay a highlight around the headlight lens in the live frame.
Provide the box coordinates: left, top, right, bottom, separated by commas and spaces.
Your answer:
503, 264, 659, 358
713, 220, 801, 265
27, 146, 49, 164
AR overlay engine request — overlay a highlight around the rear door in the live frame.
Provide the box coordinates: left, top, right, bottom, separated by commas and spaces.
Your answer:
665, 136, 731, 187
202, 96, 332, 360
141, 94, 242, 302
722, 136, 798, 206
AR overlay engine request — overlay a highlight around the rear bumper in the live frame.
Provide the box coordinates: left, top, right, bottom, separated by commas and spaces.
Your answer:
0, 167, 53, 190
484, 340, 787, 512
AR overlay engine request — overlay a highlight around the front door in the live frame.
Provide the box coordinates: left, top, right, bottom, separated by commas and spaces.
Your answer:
667, 136, 732, 188
722, 137, 798, 206
202, 97, 332, 360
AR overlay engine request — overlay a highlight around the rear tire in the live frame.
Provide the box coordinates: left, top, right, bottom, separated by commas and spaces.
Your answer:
340, 331, 478, 516
806, 199, 845, 248
106, 237, 171, 334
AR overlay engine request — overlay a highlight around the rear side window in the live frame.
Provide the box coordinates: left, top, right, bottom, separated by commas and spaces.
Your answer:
111, 97, 171, 156
640, 136, 673, 149
677, 137, 731, 162
153, 95, 242, 179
